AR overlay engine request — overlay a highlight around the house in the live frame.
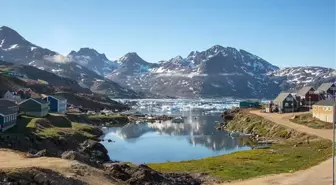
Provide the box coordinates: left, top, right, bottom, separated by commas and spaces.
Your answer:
296, 86, 319, 107
2, 90, 22, 103
0, 100, 19, 132
44, 95, 67, 114
16, 88, 32, 99
239, 100, 260, 109
316, 83, 336, 99
273, 92, 299, 113
312, 100, 336, 123
19, 98, 49, 117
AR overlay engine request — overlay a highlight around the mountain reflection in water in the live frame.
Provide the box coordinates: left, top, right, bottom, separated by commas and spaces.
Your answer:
102, 111, 251, 164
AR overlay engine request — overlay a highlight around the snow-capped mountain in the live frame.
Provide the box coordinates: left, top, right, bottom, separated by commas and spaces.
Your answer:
112, 52, 155, 76
68, 48, 120, 76
0, 26, 58, 64
268, 66, 336, 91
1, 25, 335, 99
0, 26, 141, 98
107, 45, 281, 98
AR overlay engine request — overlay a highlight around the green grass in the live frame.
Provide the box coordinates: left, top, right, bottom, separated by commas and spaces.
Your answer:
149, 139, 331, 182
7, 114, 99, 140
35, 122, 97, 139
290, 113, 333, 129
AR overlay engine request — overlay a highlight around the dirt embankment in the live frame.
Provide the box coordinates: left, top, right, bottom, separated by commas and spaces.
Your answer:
0, 114, 110, 167
221, 110, 316, 142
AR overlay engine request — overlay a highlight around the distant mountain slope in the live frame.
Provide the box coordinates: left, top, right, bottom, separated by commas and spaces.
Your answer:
268, 66, 336, 91
1, 25, 335, 99
107, 45, 281, 98
68, 48, 120, 76
0, 26, 141, 98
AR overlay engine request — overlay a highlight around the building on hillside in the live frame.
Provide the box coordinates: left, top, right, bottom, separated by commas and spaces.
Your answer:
0, 100, 19, 132
239, 100, 260, 109
16, 88, 32, 99
2, 91, 22, 103
19, 98, 49, 117
316, 83, 336, 100
296, 86, 320, 108
273, 92, 299, 113
44, 95, 67, 114
312, 100, 336, 123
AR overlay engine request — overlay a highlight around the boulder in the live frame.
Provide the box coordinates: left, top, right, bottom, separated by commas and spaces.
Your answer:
79, 140, 110, 163
26, 149, 47, 158
105, 164, 201, 185
61, 150, 91, 165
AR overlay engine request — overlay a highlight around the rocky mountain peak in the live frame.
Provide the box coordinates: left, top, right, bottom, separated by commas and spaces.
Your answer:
0, 26, 34, 49
118, 52, 146, 64
68, 47, 108, 61
208, 45, 225, 52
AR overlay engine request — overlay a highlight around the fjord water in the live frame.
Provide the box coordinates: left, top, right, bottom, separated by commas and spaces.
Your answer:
102, 100, 251, 164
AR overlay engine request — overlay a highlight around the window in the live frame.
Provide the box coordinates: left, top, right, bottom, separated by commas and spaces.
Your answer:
285, 103, 289, 107
286, 97, 293, 101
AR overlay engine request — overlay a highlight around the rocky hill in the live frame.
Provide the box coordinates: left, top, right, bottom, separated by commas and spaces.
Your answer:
268, 66, 336, 91
0, 26, 141, 98
107, 46, 281, 98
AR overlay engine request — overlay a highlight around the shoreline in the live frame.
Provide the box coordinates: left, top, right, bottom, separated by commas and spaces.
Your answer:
148, 110, 332, 183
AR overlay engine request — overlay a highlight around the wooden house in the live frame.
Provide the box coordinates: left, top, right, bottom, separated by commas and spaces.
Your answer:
0, 100, 19, 132
2, 90, 21, 103
296, 86, 319, 108
19, 98, 49, 117
316, 83, 336, 99
44, 95, 67, 114
312, 100, 336, 123
273, 93, 299, 113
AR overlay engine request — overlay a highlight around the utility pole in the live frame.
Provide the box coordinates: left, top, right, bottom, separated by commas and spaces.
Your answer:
333, 102, 335, 185
333, 83, 336, 185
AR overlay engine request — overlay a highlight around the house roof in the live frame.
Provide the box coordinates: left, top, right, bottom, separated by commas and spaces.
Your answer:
17, 88, 31, 92
19, 98, 48, 105
49, 95, 66, 101
0, 100, 18, 116
0, 106, 16, 116
0, 99, 18, 107
317, 83, 334, 92
314, 100, 336, 106
297, 86, 314, 96
31, 98, 48, 104
273, 92, 291, 103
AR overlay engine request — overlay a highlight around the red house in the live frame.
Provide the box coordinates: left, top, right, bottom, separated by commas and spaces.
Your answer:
297, 86, 319, 108
16, 88, 32, 99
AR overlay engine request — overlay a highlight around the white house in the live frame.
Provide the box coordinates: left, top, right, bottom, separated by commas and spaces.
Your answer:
2, 91, 21, 103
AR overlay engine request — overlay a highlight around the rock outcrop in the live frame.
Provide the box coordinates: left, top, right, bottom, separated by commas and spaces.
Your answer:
104, 164, 202, 185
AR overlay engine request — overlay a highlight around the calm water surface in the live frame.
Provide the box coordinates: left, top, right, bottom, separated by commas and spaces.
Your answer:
102, 110, 251, 164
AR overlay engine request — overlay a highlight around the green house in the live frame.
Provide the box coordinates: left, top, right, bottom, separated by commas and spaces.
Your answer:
19, 98, 50, 117
239, 100, 260, 108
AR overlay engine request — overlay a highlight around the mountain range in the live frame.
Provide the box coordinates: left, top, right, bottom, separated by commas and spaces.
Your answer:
1, 25, 335, 99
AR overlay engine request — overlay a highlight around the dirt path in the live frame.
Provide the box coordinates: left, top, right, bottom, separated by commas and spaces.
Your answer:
0, 149, 116, 185
220, 111, 334, 185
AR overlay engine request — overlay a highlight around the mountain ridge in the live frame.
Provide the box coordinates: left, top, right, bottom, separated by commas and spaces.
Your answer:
1, 25, 335, 99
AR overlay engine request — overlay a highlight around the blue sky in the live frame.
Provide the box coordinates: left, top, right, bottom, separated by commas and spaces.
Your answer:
1, 0, 335, 68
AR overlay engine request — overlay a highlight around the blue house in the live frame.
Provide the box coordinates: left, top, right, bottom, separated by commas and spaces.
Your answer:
0, 100, 19, 132
44, 95, 67, 114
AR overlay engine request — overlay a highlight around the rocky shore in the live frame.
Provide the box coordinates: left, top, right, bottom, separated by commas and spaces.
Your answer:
0, 168, 86, 185
104, 163, 202, 185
